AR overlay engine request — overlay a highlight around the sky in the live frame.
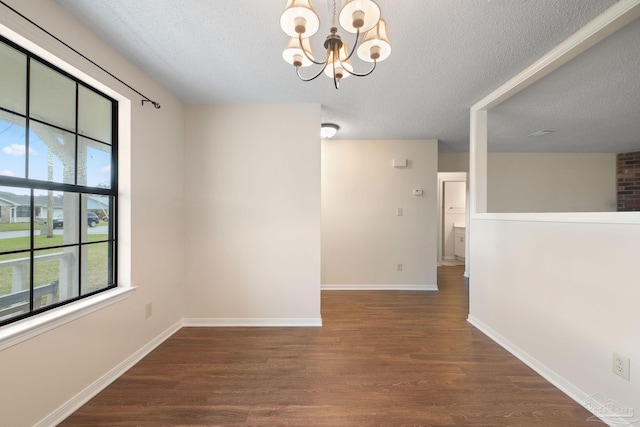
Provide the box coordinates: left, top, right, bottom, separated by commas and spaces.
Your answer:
0, 118, 111, 195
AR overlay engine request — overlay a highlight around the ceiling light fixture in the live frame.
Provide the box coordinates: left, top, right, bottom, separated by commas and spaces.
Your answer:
321, 123, 340, 138
281, 0, 391, 89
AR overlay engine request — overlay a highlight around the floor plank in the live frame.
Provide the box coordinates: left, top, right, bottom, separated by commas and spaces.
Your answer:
61, 266, 597, 426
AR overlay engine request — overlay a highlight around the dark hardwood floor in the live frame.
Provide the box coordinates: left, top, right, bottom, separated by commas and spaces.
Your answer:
61, 266, 596, 426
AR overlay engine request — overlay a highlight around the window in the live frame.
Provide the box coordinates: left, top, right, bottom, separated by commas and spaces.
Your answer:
0, 36, 117, 327
15, 206, 30, 218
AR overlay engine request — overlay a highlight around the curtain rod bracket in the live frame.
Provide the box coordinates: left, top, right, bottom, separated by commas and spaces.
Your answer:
142, 100, 161, 109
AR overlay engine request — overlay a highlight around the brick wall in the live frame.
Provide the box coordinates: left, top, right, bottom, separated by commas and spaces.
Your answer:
617, 151, 640, 211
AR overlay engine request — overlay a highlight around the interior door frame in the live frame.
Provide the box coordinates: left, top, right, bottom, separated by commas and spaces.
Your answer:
437, 172, 468, 277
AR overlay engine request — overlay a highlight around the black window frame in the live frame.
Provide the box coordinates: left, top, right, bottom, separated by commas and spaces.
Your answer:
0, 35, 118, 327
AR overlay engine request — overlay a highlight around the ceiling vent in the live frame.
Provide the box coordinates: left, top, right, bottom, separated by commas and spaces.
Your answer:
527, 129, 556, 137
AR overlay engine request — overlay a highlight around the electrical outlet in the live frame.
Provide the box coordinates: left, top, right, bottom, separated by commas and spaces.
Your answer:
396, 207, 403, 216
613, 352, 630, 381
145, 303, 153, 318
396, 263, 403, 272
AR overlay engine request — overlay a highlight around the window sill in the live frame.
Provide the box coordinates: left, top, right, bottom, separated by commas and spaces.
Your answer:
0, 286, 136, 352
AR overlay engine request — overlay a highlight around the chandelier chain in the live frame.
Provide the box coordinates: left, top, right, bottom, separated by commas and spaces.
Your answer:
329, 0, 337, 28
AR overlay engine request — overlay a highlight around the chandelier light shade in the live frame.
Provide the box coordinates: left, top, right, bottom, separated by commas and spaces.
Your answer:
324, 44, 353, 79
357, 19, 391, 62
283, 37, 315, 67
280, 0, 391, 89
280, 0, 321, 38
339, 0, 381, 33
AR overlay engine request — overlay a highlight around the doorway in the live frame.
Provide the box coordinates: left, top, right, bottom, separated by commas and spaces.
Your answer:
437, 172, 468, 276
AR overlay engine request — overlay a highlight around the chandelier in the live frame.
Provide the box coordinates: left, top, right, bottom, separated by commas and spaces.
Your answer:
280, 0, 391, 89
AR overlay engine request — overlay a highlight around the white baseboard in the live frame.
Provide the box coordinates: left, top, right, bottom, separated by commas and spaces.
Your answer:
467, 315, 635, 427
36, 319, 183, 427
183, 317, 323, 327
321, 284, 438, 291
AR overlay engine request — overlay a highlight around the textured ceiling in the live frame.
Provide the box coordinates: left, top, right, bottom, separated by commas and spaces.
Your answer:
489, 16, 640, 153
53, 0, 625, 152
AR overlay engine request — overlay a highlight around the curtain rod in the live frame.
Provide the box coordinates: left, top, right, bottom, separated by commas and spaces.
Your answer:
0, 0, 161, 109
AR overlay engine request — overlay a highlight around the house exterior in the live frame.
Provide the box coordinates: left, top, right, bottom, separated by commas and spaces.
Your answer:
87, 195, 110, 220
0, 192, 62, 223
0, 196, 16, 224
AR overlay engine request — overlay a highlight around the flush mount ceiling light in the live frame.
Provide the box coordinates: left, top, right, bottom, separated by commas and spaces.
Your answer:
321, 123, 340, 138
281, 0, 391, 89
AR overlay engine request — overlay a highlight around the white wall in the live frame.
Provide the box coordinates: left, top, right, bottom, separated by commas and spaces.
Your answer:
469, 150, 637, 421
469, 219, 640, 419
183, 105, 321, 323
439, 152, 470, 172
438, 152, 617, 212
488, 153, 617, 213
0, 1, 185, 425
321, 139, 438, 289
468, 4, 640, 419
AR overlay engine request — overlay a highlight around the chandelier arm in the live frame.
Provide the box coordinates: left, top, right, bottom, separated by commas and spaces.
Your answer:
299, 34, 330, 65
295, 63, 329, 82
343, 29, 361, 62
333, 58, 339, 90
343, 60, 377, 77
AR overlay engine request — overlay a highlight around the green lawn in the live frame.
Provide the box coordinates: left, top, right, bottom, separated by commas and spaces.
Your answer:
0, 221, 107, 232
0, 234, 107, 252
0, 233, 111, 301
0, 223, 32, 232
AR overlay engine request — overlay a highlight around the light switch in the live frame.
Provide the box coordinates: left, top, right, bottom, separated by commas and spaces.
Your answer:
393, 158, 407, 168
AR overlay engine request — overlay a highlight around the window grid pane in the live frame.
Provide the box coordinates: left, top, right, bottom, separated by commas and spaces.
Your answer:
28, 121, 76, 185
78, 86, 112, 144
0, 251, 31, 322
82, 242, 112, 295
0, 42, 27, 115
0, 111, 27, 179
29, 59, 76, 132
